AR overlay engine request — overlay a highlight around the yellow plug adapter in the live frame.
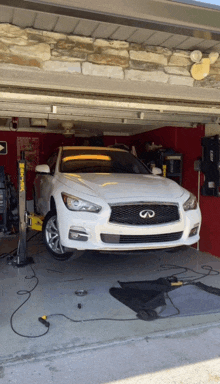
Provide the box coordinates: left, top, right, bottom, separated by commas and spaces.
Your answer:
38, 316, 50, 327
171, 281, 183, 286
41, 315, 47, 320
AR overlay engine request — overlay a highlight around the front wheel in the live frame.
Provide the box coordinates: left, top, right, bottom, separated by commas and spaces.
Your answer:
42, 211, 83, 261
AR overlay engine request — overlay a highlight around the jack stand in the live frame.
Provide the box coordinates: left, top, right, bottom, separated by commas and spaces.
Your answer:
12, 152, 34, 268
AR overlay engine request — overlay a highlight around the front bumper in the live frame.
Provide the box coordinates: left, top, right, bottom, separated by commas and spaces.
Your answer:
57, 204, 201, 251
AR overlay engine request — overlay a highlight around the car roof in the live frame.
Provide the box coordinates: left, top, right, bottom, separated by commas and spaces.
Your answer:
61, 146, 126, 152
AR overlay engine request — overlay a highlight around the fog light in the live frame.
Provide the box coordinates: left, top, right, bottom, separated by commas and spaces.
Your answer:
69, 227, 89, 241
189, 225, 199, 237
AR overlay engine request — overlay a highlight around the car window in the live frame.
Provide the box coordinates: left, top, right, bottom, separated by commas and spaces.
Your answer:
60, 149, 149, 174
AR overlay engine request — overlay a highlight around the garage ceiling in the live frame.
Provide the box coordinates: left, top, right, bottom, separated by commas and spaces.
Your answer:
0, 99, 217, 136
1, 0, 220, 135
1, 81, 220, 136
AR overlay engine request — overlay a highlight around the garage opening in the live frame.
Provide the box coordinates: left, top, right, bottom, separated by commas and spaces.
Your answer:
1, 81, 220, 348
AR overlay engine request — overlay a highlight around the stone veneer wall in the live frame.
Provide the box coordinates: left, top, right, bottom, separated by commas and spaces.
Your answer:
0, 23, 220, 89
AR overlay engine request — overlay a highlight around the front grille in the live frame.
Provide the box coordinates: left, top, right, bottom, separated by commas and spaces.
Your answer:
109, 203, 179, 225
101, 231, 183, 244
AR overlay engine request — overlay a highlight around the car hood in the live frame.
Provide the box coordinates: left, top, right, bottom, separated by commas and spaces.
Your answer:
58, 173, 185, 202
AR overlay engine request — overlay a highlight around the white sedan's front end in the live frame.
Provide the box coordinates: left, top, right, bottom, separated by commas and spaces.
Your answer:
54, 173, 201, 252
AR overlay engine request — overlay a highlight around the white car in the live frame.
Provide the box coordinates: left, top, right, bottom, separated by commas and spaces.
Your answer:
33, 146, 201, 260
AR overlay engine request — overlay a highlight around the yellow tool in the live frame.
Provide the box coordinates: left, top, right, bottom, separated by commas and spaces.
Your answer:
28, 213, 44, 231
171, 281, 183, 286
162, 164, 167, 178
38, 316, 50, 327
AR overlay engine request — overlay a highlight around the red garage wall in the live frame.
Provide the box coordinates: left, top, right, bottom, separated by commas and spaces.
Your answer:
132, 125, 220, 258
132, 125, 204, 195
199, 195, 220, 256
0, 131, 75, 200
75, 135, 131, 147
132, 126, 178, 153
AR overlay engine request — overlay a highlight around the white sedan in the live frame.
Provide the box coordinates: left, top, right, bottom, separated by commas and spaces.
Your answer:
33, 146, 201, 260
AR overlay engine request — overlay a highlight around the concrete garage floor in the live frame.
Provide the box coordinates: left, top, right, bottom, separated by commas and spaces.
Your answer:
1, 232, 220, 383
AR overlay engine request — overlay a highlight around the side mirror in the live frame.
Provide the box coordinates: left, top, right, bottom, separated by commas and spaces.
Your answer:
35, 164, 50, 174
152, 167, 162, 175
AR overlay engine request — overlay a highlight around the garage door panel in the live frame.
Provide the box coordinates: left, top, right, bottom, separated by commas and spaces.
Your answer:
54, 15, 80, 33
91, 23, 120, 39
0, 110, 48, 119
12, 8, 36, 28
1, 66, 220, 105
0, 102, 52, 114
0, 5, 14, 23
110, 26, 139, 41
34, 12, 59, 31
73, 19, 99, 36
0, 100, 216, 125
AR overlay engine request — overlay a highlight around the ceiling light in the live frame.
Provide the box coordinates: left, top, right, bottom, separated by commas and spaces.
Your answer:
61, 121, 75, 137
63, 129, 75, 138
61, 121, 74, 130
190, 50, 202, 63
209, 52, 219, 64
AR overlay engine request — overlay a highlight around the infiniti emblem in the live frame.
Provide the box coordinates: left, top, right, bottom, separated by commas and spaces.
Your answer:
139, 209, 155, 219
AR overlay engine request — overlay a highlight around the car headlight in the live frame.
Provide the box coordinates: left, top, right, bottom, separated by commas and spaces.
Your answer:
61, 193, 102, 213
183, 193, 197, 211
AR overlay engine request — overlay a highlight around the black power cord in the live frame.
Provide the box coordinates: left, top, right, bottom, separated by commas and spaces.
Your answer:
160, 263, 219, 285
9, 264, 139, 338
0, 241, 18, 260
47, 313, 138, 323
9, 263, 220, 337
10, 266, 50, 338
157, 264, 220, 319
134, 264, 220, 321
0, 231, 41, 260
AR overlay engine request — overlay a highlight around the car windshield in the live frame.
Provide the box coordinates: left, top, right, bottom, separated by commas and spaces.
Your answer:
60, 148, 149, 174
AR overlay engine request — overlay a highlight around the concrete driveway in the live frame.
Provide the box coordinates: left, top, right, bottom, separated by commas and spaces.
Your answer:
2, 328, 220, 384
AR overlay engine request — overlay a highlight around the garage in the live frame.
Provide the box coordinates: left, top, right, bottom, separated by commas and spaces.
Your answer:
1, 0, 220, 381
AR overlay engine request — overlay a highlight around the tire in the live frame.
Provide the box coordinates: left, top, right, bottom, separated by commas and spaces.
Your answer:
42, 210, 83, 261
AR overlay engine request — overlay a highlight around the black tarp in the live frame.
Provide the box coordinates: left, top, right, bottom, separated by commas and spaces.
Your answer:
110, 278, 220, 321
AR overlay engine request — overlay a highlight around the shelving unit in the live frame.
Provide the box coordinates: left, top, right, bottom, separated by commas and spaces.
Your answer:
158, 152, 183, 186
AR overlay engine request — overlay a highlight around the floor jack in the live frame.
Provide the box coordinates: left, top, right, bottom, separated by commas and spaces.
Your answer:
12, 152, 43, 268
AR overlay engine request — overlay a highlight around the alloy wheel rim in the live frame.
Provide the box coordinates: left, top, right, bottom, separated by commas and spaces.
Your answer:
45, 216, 64, 254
